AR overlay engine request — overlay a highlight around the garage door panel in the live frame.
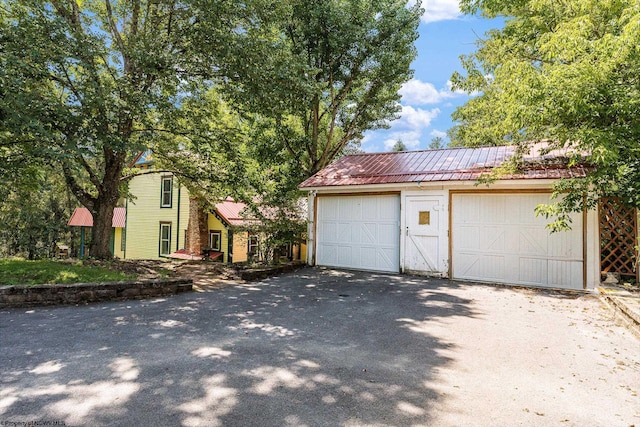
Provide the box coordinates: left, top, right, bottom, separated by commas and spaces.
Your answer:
378, 223, 399, 245
453, 193, 583, 289
458, 253, 506, 281
337, 245, 353, 266
320, 198, 340, 219
456, 226, 480, 250
518, 257, 547, 284
322, 222, 337, 240
379, 200, 399, 220
361, 223, 378, 244
482, 197, 506, 223
547, 230, 581, 258
317, 195, 399, 273
518, 228, 547, 255
337, 222, 352, 243
340, 198, 358, 220
548, 260, 583, 289
362, 198, 379, 220
318, 243, 337, 265
484, 228, 505, 252
481, 255, 505, 281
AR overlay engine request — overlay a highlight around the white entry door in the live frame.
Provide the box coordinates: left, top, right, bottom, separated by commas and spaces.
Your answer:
404, 196, 447, 275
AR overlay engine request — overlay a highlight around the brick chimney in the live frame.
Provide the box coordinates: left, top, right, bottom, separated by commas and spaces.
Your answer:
186, 197, 209, 255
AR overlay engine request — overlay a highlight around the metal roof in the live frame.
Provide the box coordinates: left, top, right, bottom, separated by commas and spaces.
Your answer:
214, 198, 254, 227
68, 207, 127, 228
299, 145, 588, 188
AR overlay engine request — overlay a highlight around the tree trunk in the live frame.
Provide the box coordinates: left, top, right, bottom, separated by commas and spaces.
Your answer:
90, 200, 115, 259
88, 153, 124, 259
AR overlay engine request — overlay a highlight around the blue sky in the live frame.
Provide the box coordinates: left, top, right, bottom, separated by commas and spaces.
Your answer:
361, 1, 503, 152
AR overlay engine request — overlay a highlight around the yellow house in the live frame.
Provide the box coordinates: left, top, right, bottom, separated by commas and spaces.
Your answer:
182, 197, 306, 264
68, 151, 306, 263
124, 171, 190, 260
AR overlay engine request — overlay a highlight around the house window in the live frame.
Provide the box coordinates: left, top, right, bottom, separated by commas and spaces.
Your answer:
161, 176, 173, 208
248, 234, 259, 256
280, 242, 292, 259
209, 230, 222, 251
159, 222, 172, 256
121, 227, 126, 252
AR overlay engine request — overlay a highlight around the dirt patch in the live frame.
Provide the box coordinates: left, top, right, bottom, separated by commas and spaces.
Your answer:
175, 262, 242, 291
79, 259, 306, 291
79, 259, 180, 280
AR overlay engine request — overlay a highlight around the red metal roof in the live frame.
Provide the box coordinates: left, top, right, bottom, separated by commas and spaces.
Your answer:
68, 207, 126, 228
299, 145, 588, 188
214, 198, 256, 227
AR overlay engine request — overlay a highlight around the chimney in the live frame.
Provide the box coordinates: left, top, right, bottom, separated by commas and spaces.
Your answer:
186, 197, 208, 255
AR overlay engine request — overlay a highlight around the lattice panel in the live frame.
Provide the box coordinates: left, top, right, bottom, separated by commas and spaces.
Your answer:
599, 198, 638, 279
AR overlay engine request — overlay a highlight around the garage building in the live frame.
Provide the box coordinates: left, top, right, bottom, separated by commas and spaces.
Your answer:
299, 145, 603, 290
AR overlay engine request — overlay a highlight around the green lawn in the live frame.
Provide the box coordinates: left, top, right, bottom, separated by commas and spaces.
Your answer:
0, 259, 137, 286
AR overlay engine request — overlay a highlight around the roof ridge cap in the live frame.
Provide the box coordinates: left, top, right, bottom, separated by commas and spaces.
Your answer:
342, 145, 513, 158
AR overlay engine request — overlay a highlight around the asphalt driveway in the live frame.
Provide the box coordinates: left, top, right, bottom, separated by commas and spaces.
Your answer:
1, 268, 638, 427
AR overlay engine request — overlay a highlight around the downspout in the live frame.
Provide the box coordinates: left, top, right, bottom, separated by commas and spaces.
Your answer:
310, 190, 317, 266
176, 185, 181, 252
124, 199, 128, 259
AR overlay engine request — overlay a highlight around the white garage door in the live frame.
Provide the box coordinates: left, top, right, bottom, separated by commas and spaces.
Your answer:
316, 195, 400, 272
452, 193, 584, 289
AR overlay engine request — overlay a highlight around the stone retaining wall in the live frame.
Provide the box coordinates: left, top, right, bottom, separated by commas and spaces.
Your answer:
238, 262, 307, 281
0, 278, 193, 308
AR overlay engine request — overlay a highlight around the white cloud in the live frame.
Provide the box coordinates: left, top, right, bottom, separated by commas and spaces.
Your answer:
400, 79, 467, 105
430, 129, 447, 138
409, 0, 461, 23
398, 105, 440, 129
382, 105, 440, 150
400, 80, 445, 104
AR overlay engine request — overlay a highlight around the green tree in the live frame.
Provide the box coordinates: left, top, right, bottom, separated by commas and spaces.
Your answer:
0, 166, 77, 259
151, 87, 258, 205
428, 136, 444, 150
450, 0, 640, 225
0, 0, 250, 258
391, 140, 407, 152
224, 0, 422, 177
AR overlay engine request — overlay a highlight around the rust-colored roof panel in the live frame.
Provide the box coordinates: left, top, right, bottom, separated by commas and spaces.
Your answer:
299, 145, 589, 188
68, 207, 126, 228
214, 198, 249, 226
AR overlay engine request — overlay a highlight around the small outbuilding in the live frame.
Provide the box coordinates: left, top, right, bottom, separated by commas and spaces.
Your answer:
299, 145, 606, 290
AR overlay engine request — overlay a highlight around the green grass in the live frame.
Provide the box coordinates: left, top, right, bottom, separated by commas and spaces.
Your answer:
0, 259, 137, 286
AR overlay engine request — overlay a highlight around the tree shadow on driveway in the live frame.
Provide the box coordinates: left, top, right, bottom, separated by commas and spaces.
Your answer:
3, 267, 636, 426
0, 267, 480, 426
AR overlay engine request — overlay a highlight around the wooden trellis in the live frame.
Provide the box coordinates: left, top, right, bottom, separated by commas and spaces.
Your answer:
599, 198, 638, 280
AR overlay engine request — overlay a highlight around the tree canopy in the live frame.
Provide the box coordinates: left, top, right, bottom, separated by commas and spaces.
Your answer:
391, 140, 408, 152
450, 0, 640, 221
222, 0, 422, 177
0, 0, 253, 258
0, 0, 423, 259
